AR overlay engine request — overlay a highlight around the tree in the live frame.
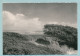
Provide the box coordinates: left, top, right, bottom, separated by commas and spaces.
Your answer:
43, 24, 77, 50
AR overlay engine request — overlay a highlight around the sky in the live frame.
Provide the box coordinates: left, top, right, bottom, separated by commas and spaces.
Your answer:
3, 3, 77, 34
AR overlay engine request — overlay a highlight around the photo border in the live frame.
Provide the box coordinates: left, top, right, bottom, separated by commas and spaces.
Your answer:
0, 0, 80, 56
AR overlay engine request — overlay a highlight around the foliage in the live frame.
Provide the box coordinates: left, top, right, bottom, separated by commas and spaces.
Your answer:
3, 32, 63, 55
43, 24, 77, 50
36, 38, 50, 45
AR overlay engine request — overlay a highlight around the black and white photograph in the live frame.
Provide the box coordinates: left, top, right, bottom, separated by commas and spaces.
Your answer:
3, 3, 77, 55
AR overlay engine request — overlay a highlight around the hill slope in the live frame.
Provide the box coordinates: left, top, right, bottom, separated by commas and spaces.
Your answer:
3, 32, 63, 55
44, 24, 77, 50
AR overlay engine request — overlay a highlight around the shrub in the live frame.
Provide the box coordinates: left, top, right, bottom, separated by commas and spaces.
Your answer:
43, 24, 77, 50
36, 38, 50, 45
3, 32, 65, 55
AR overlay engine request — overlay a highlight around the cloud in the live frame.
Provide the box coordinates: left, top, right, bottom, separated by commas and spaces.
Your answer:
3, 11, 77, 34
3, 11, 43, 34
47, 22, 77, 28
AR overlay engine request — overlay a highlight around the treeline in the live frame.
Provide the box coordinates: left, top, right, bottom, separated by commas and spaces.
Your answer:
43, 24, 77, 50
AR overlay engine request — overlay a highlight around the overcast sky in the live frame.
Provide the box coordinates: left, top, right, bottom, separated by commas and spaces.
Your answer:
3, 3, 77, 34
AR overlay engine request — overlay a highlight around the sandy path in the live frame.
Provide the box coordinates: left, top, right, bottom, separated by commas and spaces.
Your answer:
29, 41, 46, 47
66, 50, 77, 54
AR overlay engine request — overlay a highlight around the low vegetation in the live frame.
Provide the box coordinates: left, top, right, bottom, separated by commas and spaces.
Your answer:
36, 38, 50, 45
44, 24, 77, 50
3, 24, 77, 55
3, 32, 63, 55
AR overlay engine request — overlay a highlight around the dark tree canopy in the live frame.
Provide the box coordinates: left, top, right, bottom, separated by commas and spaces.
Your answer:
43, 24, 77, 50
